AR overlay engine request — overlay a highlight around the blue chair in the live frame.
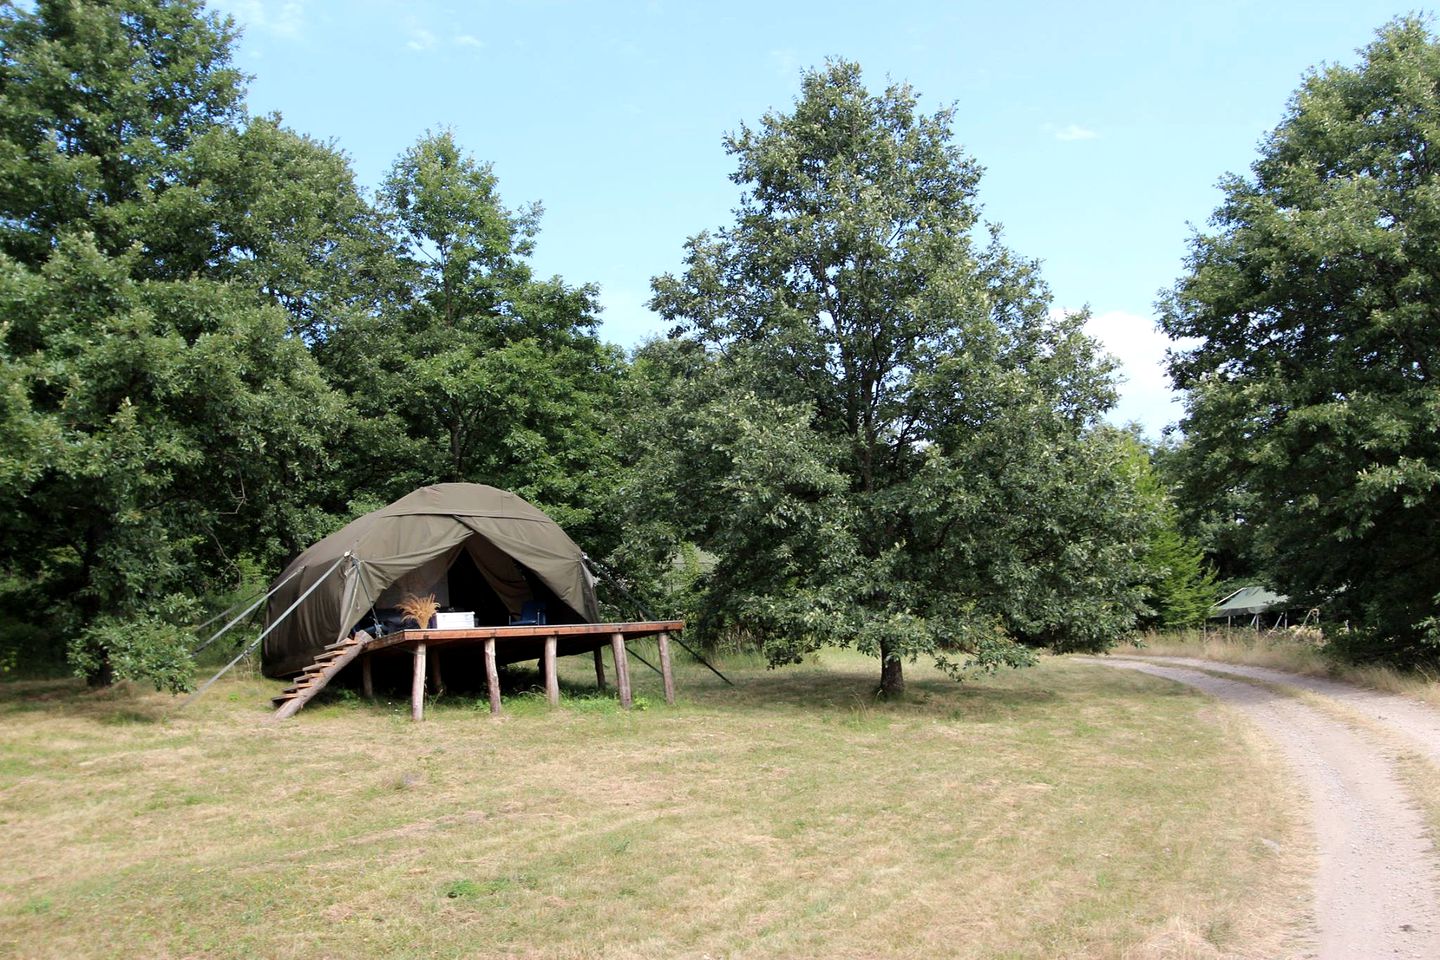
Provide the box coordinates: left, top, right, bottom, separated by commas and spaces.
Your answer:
509, 601, 547, 626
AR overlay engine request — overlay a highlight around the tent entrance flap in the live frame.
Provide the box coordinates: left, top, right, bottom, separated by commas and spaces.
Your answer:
456, 515, 597, 623
461, 533, 530, 617
375, 545, 460, 609
364, 535, 562, 626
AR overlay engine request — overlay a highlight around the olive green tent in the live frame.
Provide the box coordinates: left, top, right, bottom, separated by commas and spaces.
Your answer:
261, 484, 599, 678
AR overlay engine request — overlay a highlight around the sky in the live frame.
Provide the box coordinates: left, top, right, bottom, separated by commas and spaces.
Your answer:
213, 0, 1415, 435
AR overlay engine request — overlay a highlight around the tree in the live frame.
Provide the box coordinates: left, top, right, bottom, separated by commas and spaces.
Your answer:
321, 132, 627, 547
1161, 18, 1440, 663
0, 0, 244, 267
643, 61, 1153, 694
0, 233, 344, 690
1127, 437, 1218, 630
0, 0, 363, 688
1150, 434, 1261, 588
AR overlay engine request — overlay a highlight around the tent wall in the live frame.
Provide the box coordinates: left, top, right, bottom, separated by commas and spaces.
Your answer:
261, 485, 599, 678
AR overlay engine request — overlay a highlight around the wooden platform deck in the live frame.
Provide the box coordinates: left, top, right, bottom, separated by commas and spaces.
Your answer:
368, 619, 686, 651
272, 620, 686, 720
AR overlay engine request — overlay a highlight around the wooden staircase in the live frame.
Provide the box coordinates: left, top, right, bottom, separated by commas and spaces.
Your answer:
271, 631, 370, 720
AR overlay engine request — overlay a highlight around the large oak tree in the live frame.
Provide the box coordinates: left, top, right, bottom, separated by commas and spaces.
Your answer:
641, 62, 1155, 694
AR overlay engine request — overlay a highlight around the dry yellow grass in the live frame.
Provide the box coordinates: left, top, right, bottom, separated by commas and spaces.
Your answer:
0, 649, 1309, 959
1136, 628, 1440, 710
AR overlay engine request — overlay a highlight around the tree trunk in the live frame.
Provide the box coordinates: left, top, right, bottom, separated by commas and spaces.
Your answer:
86, 656, 114, 689
78, 523, 112, 688
878, 639, 904, 698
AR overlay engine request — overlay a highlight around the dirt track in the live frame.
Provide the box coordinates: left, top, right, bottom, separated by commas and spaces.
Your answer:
1085, 657, 1440, 960
1122, 657, 1440, 767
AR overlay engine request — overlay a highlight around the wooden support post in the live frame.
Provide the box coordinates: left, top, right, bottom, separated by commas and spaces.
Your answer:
361, 652, 374, 699
544, 634, 560, 706
610, 632, 632, 709
593, 647, 607, 691
484, 637, 501, 716
411, 642, 426, 722
657, 630, 676, 706
428, 648, 444, 697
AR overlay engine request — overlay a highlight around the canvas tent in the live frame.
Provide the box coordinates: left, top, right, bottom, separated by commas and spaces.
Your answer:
261, 484, 599, 678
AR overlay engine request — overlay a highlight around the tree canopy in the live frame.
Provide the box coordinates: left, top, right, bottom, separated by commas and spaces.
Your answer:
0, 1, 630, 688
320, 131, 627, 546
1161, 17, 1440, 663
0, 2, 1254, 693
0, 0, 363, 688
641, 61, 1155, 694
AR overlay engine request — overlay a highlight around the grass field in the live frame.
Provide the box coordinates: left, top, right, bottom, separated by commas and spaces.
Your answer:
0, 648, 1309, 959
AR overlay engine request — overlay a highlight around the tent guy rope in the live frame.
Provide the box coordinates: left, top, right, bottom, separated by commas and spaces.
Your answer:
181, 553, 349, 707
191, 565, 306, 656
584, 554, 733, 687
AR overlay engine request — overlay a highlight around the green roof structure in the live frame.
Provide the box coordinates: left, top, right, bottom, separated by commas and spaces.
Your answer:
1209, 586, 1290, 619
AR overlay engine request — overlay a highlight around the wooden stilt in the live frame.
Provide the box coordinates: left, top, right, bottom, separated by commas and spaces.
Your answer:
361, 652, 374, 699
593, 647, 607, 691
428, 648, 444, 697
484, 637, 501, 716
411, 642, 426, 722
544, 634, 559, 706
657, 630, 676, 705
611, 632, 632, 709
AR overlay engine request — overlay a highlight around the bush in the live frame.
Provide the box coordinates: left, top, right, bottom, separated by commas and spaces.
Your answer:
67, 595, 201, 694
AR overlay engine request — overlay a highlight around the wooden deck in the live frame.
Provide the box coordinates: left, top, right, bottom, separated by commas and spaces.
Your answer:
272, 620, 686, 720
368, 619, 687, 652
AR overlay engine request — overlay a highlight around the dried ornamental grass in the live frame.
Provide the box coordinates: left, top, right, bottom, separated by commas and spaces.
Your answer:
397, 593, 439, 630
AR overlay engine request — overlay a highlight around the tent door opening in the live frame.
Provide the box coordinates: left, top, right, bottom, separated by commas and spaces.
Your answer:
445, 541, 509, 625
357, 534, 584, 638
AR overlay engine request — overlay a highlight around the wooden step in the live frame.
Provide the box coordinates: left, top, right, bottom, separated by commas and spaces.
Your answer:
272, 631, 372, 720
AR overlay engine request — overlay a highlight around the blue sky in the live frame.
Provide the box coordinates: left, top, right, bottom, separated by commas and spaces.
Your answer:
214, 0, 1414, 435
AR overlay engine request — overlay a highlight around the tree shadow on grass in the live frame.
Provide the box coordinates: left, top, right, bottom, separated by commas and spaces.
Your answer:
0, 651, 1214, 728
667, 652, 1226, 725
680, 668, 1059, 719
0, 676, 171, 724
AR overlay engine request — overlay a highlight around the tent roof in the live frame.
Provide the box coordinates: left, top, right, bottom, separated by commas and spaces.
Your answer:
261, 484, 598, 677
1210, 585, 1289, 618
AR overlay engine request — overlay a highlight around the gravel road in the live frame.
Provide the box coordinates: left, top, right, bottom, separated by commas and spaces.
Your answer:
1085, 657, 1440, 960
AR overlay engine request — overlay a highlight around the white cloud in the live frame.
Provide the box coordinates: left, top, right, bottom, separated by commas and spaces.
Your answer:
407, 27, 437, 51
455, 34, 484, 49
215, 0, 305, 40
769, 48, 800, 78
1051, 123, 1100, 142
1064, 308, 1189, 436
